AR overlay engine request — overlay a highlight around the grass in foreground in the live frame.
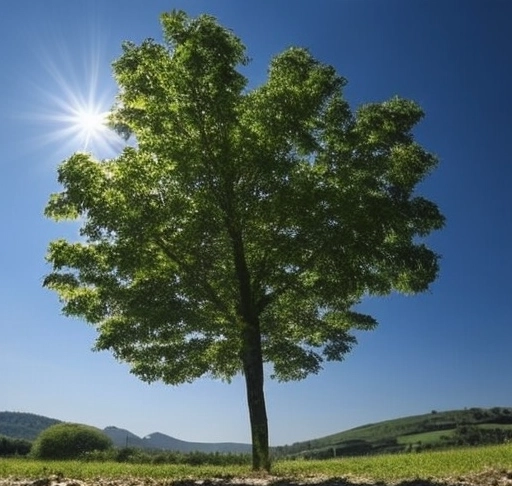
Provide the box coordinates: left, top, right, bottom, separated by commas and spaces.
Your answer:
0, 460, 246, 480
1, 443, 512, 482
275, 443, 512, 481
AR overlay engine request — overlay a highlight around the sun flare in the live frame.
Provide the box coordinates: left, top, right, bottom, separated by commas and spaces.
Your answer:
39, 91, 120, 156
28, 30, 125, 159
67, 103, 110, 149
73, 108, 107, 134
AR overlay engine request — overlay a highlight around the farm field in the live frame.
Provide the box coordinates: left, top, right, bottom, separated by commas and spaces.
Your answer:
1, 443, 512, 485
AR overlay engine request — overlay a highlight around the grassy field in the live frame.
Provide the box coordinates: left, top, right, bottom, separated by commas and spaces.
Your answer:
1, 443, 512, 483
277, 443, 512, 481
396, 429, 451, 445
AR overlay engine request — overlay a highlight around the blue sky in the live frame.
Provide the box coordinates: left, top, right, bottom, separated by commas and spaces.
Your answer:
1, 0, 511, 446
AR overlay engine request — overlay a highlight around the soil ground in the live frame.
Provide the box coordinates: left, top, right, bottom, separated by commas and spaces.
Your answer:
2, 469, 512, 486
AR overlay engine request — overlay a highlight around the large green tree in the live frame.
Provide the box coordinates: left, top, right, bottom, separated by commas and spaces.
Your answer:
44, 11, 444, 471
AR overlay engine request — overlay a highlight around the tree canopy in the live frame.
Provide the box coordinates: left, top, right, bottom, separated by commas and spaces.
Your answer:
44, 10, 444, 470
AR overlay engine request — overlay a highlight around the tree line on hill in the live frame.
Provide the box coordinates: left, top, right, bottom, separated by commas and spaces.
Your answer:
447, 424, 512, 447
273, 407, 512, 459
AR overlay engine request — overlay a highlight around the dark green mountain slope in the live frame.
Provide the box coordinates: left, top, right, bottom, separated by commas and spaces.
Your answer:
0, 412, 61, 440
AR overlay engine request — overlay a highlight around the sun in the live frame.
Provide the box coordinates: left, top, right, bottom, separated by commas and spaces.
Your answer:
37, 89, 121, 156
66, 102, 110, 150
72, 107, 107, 136
27, 28, 126, 160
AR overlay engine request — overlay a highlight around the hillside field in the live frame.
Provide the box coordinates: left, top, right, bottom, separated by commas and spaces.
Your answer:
274, 406, 512, 457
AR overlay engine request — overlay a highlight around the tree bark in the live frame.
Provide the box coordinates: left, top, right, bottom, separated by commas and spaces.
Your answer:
242, 322, 270, 471
229, 228, 270, 471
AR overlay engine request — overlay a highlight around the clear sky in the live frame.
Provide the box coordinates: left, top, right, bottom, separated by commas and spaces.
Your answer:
1, 0, 511, 447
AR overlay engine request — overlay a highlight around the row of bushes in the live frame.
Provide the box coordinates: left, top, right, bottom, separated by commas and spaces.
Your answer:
449, 425, 512, 446
0, 435, 32, 456
298, 438, 403, 460
83, 447, 251, 465
0, 423, 251, 465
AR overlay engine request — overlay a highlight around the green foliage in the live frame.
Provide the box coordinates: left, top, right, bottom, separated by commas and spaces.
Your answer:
44, 10, 444, 470
0, 435, 32, 456
31, 423, 112, 460
82, 447, 251, 466
449, 424, 512, 447
45, 8, 444, 385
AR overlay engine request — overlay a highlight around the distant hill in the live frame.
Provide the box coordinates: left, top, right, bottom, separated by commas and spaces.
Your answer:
4, 407, 512, 458
0, 412, 251, 454
0, 412, 61, 440
140, 431, 252, 453
274, 406, 512, 458
103, 427, 252, 453
102, 426, 145, 449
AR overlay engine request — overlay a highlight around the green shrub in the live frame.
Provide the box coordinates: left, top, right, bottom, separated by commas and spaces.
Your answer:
31, 423, 112, 459
0, 435, 32, 456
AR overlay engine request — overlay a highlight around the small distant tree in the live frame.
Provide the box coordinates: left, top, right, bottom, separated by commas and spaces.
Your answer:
0, 435, 32, 456
31, 423, 112, 460
44, 10, 444, 470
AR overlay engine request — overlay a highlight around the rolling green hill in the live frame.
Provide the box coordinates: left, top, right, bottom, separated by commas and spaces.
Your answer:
274, 407, 512, 458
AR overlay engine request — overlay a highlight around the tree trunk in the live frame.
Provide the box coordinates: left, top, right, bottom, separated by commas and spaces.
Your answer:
229, 227, 270, 471
242, 322, 270, 471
